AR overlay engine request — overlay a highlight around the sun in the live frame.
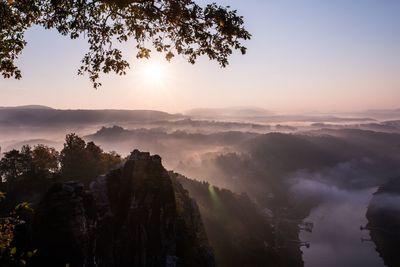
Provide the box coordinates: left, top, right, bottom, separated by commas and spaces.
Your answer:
142, 61, 166, 86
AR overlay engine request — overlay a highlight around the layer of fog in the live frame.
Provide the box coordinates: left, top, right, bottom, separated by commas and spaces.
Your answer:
289, 167, 386, 267
300, 187, 384, 267
1, 107, 400, 267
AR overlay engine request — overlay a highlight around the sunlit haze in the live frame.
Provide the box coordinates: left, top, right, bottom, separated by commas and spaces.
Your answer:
1, 0, 399, 113
2, 2, 400, 267
141, 61, 167, 87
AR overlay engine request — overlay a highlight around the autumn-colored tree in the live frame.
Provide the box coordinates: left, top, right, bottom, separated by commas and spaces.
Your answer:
0, 192, 36, 267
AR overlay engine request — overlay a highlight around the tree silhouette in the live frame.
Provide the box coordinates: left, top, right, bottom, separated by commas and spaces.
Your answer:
0, 150, 24, 182
32, 144, 59, 174
60, 133, 88, 181
1, 0, 251, 88
60, 133, 122, 183
0, 146, 33, 182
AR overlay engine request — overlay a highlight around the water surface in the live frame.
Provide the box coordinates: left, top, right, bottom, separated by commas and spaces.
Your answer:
300, 188, 385, 267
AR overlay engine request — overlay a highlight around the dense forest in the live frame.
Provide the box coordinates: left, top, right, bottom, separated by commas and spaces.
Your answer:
0, 136, 299, 267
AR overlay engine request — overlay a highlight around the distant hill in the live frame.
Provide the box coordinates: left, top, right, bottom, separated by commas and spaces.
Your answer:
2, 139, 62, 151
185, 107, 274, 119
0, 105, 54, 110
353, 109, 400, 120
185, 107, 374, 123
0, 108, 184, 127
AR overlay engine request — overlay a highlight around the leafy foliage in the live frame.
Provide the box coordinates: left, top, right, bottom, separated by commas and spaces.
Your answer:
0, 134, 121, 185
1, 0, 250, 87
60, 133, 122, 183
170, 172, 279, 267
0, 193, 36, 267
0, 145, 60, 182
0, 0, 39, 80
0, 135, 122, 265
31, 145, 59, 174
0, 134, 121, 215
0, 146, 33, 182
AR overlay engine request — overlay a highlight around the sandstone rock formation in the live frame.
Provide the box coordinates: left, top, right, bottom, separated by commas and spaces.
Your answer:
32, 150, 214, 267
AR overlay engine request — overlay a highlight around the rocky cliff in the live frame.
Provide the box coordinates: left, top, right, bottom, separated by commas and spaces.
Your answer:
31, 150, 214, 267
366, 178, 400, 267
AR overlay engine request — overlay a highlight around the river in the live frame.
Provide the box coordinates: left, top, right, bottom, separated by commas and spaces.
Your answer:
300, 187, 386, 267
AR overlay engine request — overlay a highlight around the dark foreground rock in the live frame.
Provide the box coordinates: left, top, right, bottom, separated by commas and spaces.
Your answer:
31, 150, 214, 267
366, 178, 400, 267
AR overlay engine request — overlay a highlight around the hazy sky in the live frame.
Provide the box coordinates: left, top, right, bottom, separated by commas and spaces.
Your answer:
0, 0, 399, 113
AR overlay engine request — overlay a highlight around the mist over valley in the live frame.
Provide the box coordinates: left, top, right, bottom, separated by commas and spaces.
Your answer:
1, 105, 399, 266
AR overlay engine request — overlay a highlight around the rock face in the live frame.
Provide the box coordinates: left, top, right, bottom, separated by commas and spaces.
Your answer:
32, 150, 215, 267
366, 178, 400, 267
32, 181, 97, 266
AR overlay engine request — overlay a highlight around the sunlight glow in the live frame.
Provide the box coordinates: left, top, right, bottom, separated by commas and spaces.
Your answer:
142, 61, 167, 87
